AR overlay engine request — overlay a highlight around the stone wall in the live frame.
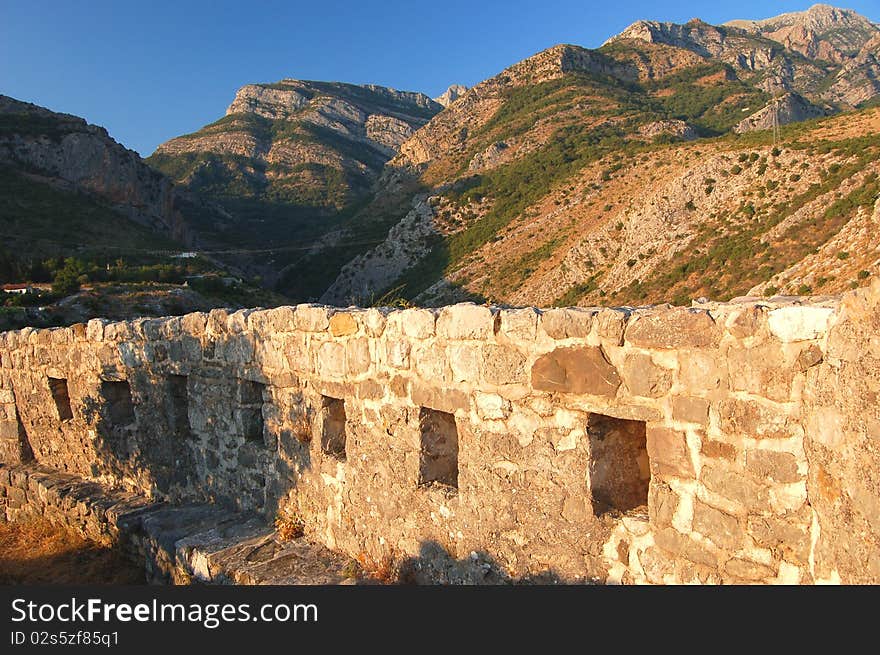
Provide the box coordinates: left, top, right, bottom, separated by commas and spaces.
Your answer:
1, 279, 879, 584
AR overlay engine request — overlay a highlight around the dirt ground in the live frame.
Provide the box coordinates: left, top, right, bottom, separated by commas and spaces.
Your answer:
0, 518, 144, 585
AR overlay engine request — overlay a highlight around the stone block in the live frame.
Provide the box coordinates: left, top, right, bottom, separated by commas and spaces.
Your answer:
595, 308, 628, 346
625, 308, 721, 349
648, 481, 679, 528
435, 304, 494, 340
701, 464, 769, 512
474, 392, 510, 420
410, 382, 469, 414
646, 427, 694, 479
693, 501, 742, 550
498, 308, 539, 341
316, 342, 346, 378
345, 338, 372, 376
481, 345, 527, 385
412, 343, 450, 382
700, 439, 737, 461
679, 351, 723, 390
672, 396, 709, 424
448, 343, 481, 383
294, 304, 330, 332
362, 308, 387, 337
718, 399, 800, 440
726, 305, 768, 339
329, 313, 359, 337
400, 309, 436, 339
531, 346, 620, 397
386, 340, 411, 370
745, 450, 801, 484
539, 308, 595, 339
767, 306, 835, 343
724, 558, 775, 581
654, 527, 718, 567
621, 353, 672, 398
727, 343, 795, 403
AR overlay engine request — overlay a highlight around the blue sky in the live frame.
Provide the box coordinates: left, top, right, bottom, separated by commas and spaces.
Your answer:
2, 1, 878, 156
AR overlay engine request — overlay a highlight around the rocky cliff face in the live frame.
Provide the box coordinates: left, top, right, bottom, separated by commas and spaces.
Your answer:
434, 84, 468, 107
0, 96, 199, 242
726, 4, 879, 63
734, 92, 827, 133
150, 80, 442, 210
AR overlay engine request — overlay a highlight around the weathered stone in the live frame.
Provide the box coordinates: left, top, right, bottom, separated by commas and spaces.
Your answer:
796, 344, 824, 371
386, 340, 411, 370
448, 344, 481, 383
804, 406, 846, 450
726, 305, 768, 339
474, 392, 510, 420
673, 396, 709, 424
625, 308, 721, 349
693, 501, 742, 550
646, 427, 694, 479
745, 450, 801, 484
767, 306, 835, 343
724, 558, 775, 581
345, 338, 372, 376
596, 308, 628, 346
621, 353, 672, 398
718, 398, 800, 440
648, 481, 679, 528
701, 464, 770, 512
728, 343, 795, 403
294, 304, 330, 332
329, 313, 358, 337
531, 346, 620, 396
482, 345, 527, 385
400, 309, 436, 339
747, 510, 812, 564
539, 308, 595, 339
410, 382, 469, 414
435, 303, 494, 340
679, 351, 723, 390
316, 342, 346, 378
654, 527, 718, 567
498, 309, 539, 341
701, 439, 737, 461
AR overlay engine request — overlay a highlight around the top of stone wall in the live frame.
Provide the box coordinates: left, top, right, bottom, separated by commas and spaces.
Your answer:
0, 289, 864, 352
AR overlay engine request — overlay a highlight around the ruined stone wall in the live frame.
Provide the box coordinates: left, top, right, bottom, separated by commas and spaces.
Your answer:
1, 280, 879, 584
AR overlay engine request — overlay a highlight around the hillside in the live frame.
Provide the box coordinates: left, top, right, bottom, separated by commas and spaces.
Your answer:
0, 97, 287, 330
315, 5, 880, 307
147, 81, 443, 288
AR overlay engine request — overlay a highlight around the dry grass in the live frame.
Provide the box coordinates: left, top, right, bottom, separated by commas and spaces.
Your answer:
0, 518, 144, 585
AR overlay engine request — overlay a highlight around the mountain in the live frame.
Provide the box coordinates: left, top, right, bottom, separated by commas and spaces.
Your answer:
313, 6, 880, 307
0, 96, 285, 330
0, 95, 204, 248
434, 85, 469, 107
146, 81, 443, 286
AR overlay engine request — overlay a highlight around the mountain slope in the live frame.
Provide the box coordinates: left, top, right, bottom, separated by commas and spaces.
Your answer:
147, 81, 441, 262
316, 7, 879, 307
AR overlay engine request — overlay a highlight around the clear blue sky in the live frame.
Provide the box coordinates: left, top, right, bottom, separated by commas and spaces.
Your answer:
2, 1, 877, 156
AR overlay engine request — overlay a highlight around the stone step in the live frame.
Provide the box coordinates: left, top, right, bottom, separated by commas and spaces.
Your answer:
0, 463, 355, 585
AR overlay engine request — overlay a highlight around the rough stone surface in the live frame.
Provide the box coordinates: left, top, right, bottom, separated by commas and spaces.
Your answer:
0, 291, 876, 585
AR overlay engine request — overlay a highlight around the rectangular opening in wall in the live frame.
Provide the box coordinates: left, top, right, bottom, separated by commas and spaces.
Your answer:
418, 407, 459, 490
100, 381, 135, 426
321, 396, 346, 460
168, 375, 191, 438
239, 380, 266, 443
587, 413, 649, 516
48, 377, 73, 421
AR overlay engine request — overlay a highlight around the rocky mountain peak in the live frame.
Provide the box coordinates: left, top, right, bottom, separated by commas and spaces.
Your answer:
434, 85, 468, 107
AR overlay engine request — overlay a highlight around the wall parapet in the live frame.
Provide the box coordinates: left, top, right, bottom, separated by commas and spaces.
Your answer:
1, 282, 878, 584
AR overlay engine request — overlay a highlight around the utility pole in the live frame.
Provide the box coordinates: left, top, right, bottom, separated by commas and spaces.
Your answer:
771, 95, 781, 147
